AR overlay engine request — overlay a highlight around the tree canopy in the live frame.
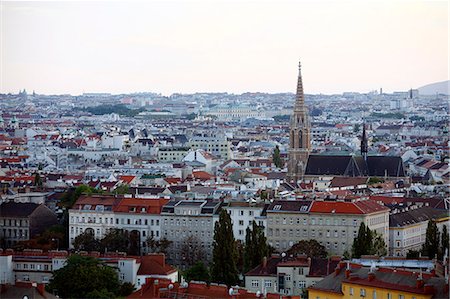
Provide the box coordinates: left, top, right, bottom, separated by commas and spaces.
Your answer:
47, 255, 121, 299
272, 145, 282, 168
422, 220, 440, 259
211, 210, 239, 286
244, 221, 270, 272
184, 261, 210, 283
351, 223, 387, 258
287, 239, 327, 258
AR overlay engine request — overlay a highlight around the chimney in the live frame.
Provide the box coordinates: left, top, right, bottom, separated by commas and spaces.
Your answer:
262, 256, 267, 268
368, 272, 375, 281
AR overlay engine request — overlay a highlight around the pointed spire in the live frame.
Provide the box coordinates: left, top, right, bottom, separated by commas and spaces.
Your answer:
294, 61, 305, 112
361, 123, 368, 160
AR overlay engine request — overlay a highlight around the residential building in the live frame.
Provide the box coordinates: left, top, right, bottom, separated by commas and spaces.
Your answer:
157, 146, 190, 163
266, 199, 390, 255
308, 261, 449, 299
68, 195, 169, 254
0, 202, 57, 247
389, 206, 449, 257
224, 201, 268, 242
160, 200, 222, 266
245, 255, 341, 297
188, 134, 231, 160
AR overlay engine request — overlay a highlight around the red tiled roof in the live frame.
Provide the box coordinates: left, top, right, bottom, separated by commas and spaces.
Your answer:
114, 198, 169, 214
137, 254, 176, 276
119, 175, 136, 184
310, 200, 388, 215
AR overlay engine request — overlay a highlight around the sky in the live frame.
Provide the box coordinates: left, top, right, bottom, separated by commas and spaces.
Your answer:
1, 1, 448, 95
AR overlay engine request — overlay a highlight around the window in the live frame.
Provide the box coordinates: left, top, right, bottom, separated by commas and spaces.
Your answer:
387, 293, 392, 299
349, 287, 353, 295
239, 220, 244, 226
264, 280, 272, 288
299, 267, 304, 275
273, 205, 281, 210
373, 290, 377, 299
398, 295, 404, 299
298, 281, 306, 288
360, 288, 366, 297
240, 210, 244, 216
251, 280, 259, 288
285, 275, 291, 281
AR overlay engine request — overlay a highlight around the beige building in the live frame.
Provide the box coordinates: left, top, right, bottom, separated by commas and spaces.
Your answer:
245, 255, 341, 296
266, 199, 390, 255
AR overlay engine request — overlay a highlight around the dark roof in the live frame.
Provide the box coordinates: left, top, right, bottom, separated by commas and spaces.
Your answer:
245, 256, 281, 277
305, 155, 405, 177
0, 202, 40, 217
267, 200, 312, 213
389, 207, 448, 227
308, 258, 341, 277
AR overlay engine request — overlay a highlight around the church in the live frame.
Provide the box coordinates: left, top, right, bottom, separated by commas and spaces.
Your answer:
286, 62, 406, 182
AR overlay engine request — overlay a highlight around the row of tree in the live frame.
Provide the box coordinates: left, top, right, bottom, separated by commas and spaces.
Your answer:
421, 222, 448, 260
351, 223, 387, 258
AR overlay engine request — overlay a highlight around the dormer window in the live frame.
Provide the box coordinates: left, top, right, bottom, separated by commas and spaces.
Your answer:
141, 207, 146, 212
129, 207, 136, 212
273, 205, 281, 210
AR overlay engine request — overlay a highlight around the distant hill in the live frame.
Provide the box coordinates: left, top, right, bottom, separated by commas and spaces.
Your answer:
418, 80, 449, 95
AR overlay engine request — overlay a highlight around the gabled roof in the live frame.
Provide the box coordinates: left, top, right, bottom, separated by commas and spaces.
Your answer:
137, 254, 177, 276
0, 202, 40, 217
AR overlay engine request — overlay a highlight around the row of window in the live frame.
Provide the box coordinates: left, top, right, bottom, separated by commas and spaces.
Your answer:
228, 210, 256, 216
163, 230, 211, 238
269, 216, 360, 227
71, 216, 159, 226
0, 219, 28, 227
251, 279, 306, 290
270, 240, 348, 251
1, 228, 28, 239
268, 228, 357, 239
347, 287, 412, 299
16, 263, 50, 271
163, 218, 211, 226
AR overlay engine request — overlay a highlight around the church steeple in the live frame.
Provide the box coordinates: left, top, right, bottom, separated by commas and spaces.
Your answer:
287, 61, 311, 182
361, 123, 368, 161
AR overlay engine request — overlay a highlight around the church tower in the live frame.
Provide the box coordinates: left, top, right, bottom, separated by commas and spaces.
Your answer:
287, 61, 311, 182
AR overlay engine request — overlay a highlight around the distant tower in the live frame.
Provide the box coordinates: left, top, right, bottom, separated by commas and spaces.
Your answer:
361, 123, 368, 161
287, 61, 311, 182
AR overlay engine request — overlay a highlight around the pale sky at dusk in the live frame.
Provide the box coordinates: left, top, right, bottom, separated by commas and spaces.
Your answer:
1, 1, 448, 95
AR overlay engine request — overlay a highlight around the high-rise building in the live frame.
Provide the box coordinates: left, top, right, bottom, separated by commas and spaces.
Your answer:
287, 62, 311, 182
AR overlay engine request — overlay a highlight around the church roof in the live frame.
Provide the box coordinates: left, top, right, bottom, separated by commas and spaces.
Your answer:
305, 155, 405, 177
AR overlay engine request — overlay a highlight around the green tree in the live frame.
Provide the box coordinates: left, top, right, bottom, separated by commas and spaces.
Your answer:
440, 224, 449, 260
47, 255, 120, 298
287, 239, 327, 258
211, 210, 239, 286
353, 123, 360, 133
101, 229, 129, 253
34, 172, 43, 187
184, 261, 210, 283
244, 221, 269, 273
352, 222, 368, 258
371, 232, 387, 256
421, 220, 440, 259
114, 184, 130, 195
146, 236, 172, 254
272, 145, 282, 168
72, 230, 101, 252
119, 282, 136, 296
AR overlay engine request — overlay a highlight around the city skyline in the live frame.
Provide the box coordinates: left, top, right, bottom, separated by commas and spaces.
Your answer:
1, 1, 448, 95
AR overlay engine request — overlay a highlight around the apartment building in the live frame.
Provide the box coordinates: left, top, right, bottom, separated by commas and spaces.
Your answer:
188, 134, 231, 159
0, 202, 58, 248
0, 249, 177, 290
389, 206, 449, 257
224, 201, 268, 242
266, 199, 390, 255
68, 195, 169, 253
245, 255, 341, 297
157, 146, 190, 163
160, 200, 222, 266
